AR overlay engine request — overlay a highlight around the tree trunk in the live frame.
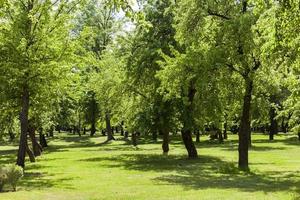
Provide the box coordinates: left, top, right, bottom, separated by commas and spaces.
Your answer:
49, 126, 54, 137
152, 131, 158, 141
25, 142, 35, 163
298, 132, 300, 141
196, 130, 200, 143
269, 106, 278, 141
218, 129, 224, 144
90, 122, 96, 136
181, 130, 198, 158
132, 132, 137, 146
238, 78, 253, 171
105, 112, 115, 141
17, 86, 30, 168
83, 127, 86, 135
181, 81, 198, 159
223, 122, 228, 140
28, 126, 42, 157
9, 130, 15, 141
162, 128, 169, 155
39, 130, 48, 148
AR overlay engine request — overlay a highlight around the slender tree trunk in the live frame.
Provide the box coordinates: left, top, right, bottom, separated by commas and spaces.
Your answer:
90, 121, 96, 136
105, 112, 115, 141
298, 132, 300, 141
132, 132, 137, 146
83, 127, 86, 135
269, 106, 278, 140
39, 129, 48, 148
223, 122, 228, 140
9, 130, 15, 141
181, 81, 198, 158
25, 142, 35, 163
17, 86, 30, 168
162, 128, 169, 155
196, 130, 200, 143
28, 126, 42, 157
218, 129, 224, 144
238, 78, 253, 171
78, 112, 81, 137
49, 126, 54, 137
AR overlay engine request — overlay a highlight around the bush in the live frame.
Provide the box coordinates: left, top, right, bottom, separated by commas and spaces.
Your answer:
0, 168, 7, 192
3, 164, 23, 191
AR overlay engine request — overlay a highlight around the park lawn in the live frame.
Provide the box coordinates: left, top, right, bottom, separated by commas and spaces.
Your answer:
0, 133, 299, 200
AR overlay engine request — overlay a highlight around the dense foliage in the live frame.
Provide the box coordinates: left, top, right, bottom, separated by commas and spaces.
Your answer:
0, 0, 299, 172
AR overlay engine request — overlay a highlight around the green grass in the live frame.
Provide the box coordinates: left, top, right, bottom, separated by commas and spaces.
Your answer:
0, 133, 299, 200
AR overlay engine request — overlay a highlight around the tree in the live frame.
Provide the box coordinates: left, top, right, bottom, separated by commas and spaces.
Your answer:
0, 0, 81, 168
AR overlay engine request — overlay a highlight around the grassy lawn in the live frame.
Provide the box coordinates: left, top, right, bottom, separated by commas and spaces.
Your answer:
0, 133, 299, 200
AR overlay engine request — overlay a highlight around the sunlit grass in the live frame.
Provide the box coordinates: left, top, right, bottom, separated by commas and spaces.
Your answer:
0, 133, 299, 200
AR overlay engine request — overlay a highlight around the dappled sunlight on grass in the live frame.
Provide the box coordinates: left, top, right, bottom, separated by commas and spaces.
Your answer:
0, 132, 299, 200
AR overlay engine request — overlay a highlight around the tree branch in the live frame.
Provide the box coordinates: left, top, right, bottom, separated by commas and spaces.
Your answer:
207, 9, 231, 20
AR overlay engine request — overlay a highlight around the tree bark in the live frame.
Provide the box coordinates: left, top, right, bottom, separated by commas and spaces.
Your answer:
17, 86, 30, 168
223, 122, 228, 140
25, 142, 35, 163
152, 131, 158, 141
181, 81, 198, 158
28, 125, 42, 157
90, 122, 96, 136
132, 132, 137, 146
9, 130, 15, 141
181, 130, 198, 158
238, 78, 253, 171
162, 128, 169, 155
218, 129, 224, 144
39, 130, 48, 148
105, 112, 115, 141
195, 130, 200, 143
49, 126, 54, 137
269, 106, 278, 140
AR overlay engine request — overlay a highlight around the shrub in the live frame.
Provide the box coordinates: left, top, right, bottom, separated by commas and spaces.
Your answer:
4, 164, 23, 191
0, 168, 7, 192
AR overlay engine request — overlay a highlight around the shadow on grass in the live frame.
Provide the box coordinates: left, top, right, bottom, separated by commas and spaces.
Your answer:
19, 171, 76, 190
79, 153, 300, 195
0, 149, 17, 165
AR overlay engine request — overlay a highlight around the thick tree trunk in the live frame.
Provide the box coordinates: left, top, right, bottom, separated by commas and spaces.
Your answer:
28, 126, 42, 157
105, 112, 115, 141
238, 78, 253, 171
17, 86, 30, 168
162, 128, 169, 155
269, 106, 278, 140
181, 130, 198, 158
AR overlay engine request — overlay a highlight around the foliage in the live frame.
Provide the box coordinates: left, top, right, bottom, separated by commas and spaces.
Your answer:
3, 164, 23, 191
0, 164, 23, 192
